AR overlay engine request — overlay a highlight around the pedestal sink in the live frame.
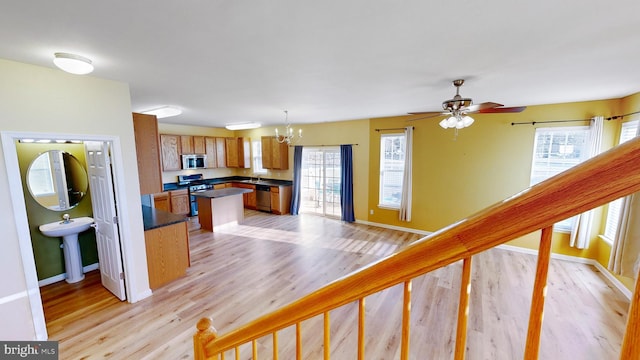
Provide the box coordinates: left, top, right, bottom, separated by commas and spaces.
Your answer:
39, 216, 95, 283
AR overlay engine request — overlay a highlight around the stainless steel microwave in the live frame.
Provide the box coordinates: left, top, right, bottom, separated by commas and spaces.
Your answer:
182, 154, 206, 169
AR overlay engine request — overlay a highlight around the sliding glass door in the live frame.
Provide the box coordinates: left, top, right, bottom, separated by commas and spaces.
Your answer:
300, 147, 341, 217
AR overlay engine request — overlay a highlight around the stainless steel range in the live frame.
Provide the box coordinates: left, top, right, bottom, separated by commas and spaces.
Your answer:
178, 174, 212, 216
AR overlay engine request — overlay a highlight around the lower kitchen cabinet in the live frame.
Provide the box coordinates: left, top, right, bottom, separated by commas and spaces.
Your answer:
233, 182, 257, 209
144, 221, 190, 289
169, 189, 190, 215
270, 185, 292, 215
152, 192, 170, 212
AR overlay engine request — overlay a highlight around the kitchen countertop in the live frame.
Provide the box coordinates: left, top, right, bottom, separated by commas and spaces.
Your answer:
163, 176, 292, 191
142, 205, 188, 231
191, 187, 253, 199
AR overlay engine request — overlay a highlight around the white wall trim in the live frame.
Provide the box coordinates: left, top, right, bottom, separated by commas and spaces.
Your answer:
37, 263, 100, 287
497, 244, 632, 300
355, 219, 433, 236
0, 290, 28, 306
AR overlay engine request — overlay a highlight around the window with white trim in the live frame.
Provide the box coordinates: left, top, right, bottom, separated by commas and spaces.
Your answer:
603, 120, 639, 241
379, 133, 405, 208
530, 126, 590, 231
252, 140, 267, 174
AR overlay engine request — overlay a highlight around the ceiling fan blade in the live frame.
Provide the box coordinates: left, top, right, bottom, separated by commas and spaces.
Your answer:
407, 112, 447, 121
477, 106, 527, 113
464, 102, 503, 113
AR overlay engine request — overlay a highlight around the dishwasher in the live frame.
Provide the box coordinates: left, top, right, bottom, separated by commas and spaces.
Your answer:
256, 184, 271, 212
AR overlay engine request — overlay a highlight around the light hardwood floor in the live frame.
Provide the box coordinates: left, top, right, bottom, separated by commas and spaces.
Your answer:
41, 211, 630, 359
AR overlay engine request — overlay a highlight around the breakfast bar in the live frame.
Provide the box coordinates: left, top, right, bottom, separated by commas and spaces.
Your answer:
192, 187, 253, 231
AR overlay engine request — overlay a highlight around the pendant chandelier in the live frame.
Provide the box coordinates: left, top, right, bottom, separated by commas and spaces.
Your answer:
275, 110, 301, 144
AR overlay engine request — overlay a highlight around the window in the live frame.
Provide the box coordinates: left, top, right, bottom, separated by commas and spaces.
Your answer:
300, 147, 341, 217
379, 133, 405, 208
530, 126, 590, 231
251, 140, 267, 174
603, 120, 639, 241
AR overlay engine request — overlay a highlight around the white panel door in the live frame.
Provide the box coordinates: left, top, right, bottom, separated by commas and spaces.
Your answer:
84, 141, 126, 300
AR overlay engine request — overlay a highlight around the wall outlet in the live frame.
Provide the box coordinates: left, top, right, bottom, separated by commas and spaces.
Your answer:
370, 209, 374, 215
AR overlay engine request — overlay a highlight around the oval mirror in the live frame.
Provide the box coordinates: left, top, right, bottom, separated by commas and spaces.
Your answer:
27, 150, 88, 211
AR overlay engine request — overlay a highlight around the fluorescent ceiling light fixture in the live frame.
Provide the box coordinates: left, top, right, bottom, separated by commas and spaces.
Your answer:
53, 52, 94, 75
225, 122, 262, 130
142, 106, 182, 118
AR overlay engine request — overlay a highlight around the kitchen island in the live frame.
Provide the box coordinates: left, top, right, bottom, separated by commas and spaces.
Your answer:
193, 187, 253, 231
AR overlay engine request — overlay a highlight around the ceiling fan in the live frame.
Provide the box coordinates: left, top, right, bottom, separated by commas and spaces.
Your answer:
409, 79, 526, 129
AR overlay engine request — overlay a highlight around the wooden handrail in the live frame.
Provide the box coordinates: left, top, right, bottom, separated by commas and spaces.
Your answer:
196, 137, 640, 358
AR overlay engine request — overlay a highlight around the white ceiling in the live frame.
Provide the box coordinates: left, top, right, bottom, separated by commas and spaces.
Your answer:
2, 1, 639, 128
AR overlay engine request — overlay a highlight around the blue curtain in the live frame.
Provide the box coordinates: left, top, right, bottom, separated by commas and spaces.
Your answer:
340, 145, 355, 222
290, 145, 303, 215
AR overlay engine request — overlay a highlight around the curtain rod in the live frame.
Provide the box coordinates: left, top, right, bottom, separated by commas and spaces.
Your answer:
375, 126, 414, 132
511, 110, 640, 126
289, 143, 359, 147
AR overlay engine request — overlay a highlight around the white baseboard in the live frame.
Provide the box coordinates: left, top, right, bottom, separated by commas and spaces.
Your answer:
355, 219, 432, 236
38, 262, 100, 287
497, 245, 632, 300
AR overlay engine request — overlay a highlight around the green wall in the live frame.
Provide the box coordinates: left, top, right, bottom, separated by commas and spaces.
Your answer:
16, 141, 98, 281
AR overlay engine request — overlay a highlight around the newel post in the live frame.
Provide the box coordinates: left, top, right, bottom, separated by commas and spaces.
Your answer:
194, 317, 217, 360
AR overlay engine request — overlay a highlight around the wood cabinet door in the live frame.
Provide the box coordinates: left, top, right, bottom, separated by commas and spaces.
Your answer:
272, 141, 289, 170
160, 134, 181, 171
225, 138, 239, 167
180, 135, 194, 154
261, 136, 273, 169
215, 137, 227, 167
205, 137, 217, 168
193, 136, 205, 154
270, 186, 280, 214
153, 192, 170, 212
169, 190, 190, 215
132, 113, 162, 194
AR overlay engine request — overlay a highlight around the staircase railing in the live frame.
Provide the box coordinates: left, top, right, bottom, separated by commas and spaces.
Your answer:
194, 137, 640, 359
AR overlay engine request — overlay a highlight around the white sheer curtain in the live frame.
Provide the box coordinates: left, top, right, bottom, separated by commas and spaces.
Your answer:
609, 122, 640, 278
399, 126, 413, 222
570, 116, 603, 249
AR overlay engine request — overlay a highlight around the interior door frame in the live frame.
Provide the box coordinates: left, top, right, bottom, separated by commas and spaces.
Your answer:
1, 131, 137, 340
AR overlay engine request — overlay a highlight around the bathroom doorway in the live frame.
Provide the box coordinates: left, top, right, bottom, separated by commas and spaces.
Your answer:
2, 131, 132, 340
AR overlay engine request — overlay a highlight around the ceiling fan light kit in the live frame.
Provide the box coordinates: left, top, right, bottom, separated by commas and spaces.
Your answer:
409, 79, 526, 131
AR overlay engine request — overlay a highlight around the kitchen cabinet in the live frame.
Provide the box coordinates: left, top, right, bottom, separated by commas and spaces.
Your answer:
153, 192, 170, 212
233, 182, 257, 209
180, 135, 194, 154
213, 183, 229, 190
261, 136, 288, 170
169, 189, 190, 215
204, 137, 217, 168
270, 185, 292, 215
193, 136, 206, 154
144, 221, 189, 289
132, 113, 163, 194
160, 134, 182, 171
215, 137, 227, 168
225, 137, 251, 168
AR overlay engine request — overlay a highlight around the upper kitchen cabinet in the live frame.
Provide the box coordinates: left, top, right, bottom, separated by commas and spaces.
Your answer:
193, 136, 206, 154
132, 112, 163, 194
261, 136, 289, 170
215, 137, 227, 168
180, 135, 193, 154
160, 134, 182, 171
225, 137, 251, 168
180, 135, 205, 154
204, 137, 217, 168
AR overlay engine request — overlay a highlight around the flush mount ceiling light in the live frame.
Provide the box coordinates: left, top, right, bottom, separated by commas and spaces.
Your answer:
53, 52, 94, 75
142, 106, 182, 118
225, 122, 262, 130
